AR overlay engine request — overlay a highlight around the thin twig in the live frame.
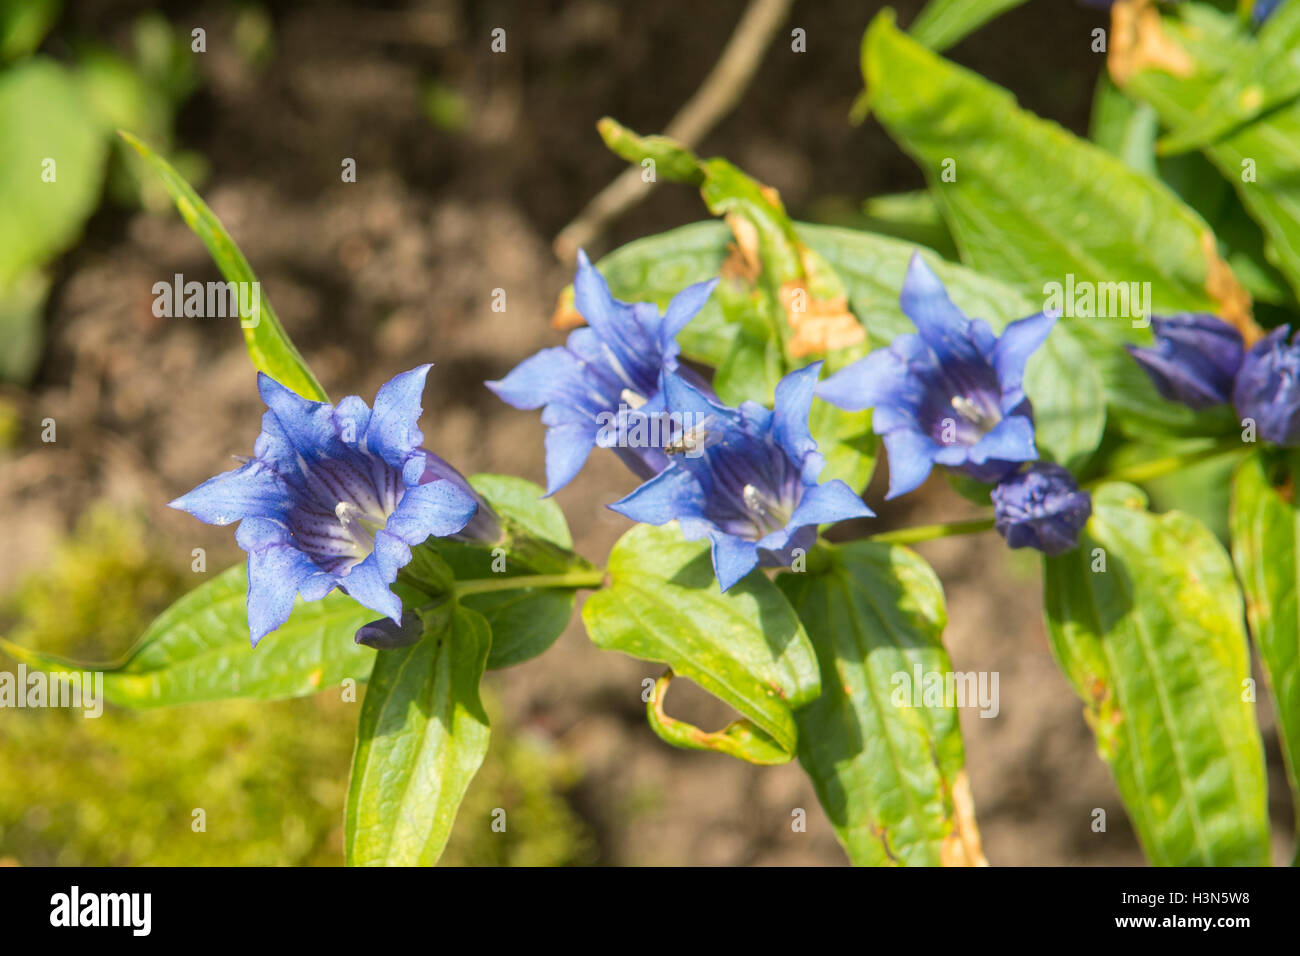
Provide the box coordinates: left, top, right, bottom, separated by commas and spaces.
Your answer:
553, 0, 795, 262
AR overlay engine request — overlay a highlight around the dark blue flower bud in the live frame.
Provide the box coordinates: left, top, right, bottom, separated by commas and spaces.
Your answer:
1125, 313, 1244, 410
355, 610, 424, 649
991, 463, 1092, 556
1234, 325, 1300, 446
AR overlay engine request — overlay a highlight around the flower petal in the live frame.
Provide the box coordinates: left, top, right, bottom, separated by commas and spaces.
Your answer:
899, 252, 979, 365
789, 479, 874, 527
384, 478, 477, 545
245, 543, 338, 646
543, 422, 597, 496
168, 460, 289, 526
772, 361, 821, 464
609, 465, 705, 525
365, 364, 431, 469
882, 428, 939, 500
993, 312, 1056, 392
709, 532, 760, 592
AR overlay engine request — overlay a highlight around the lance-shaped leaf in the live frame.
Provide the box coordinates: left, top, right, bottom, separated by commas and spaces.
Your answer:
582, 523, 820, 760
1043, 483, 1269, 866
908, 0, 1030, 52
777, 542, 986, 866
862, 11, 1253, 340
345, 604, 491, 866
0, 564, 376, 707
432, 474, 592, 670
1230, 449, 1300, 860
1117, 5, 1300, 305
119, 131, 328, 402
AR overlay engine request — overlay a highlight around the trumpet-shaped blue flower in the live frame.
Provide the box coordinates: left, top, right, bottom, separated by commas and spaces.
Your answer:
1234, 325, 1300, 446
611, 364, 873, 591
487, 250, 717, 495
816, 252, 1055, 499
169, 366, 478, 646
991, 463, 1092, 556
1126, 313, 1244, 410
1253, 0, 1284, 25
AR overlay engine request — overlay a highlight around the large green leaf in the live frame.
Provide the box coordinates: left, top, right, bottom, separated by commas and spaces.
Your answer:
863, 11, 1250, 335
581, 523, 820, 759
345, 604, 491, 866
119, 131, 327, 402
1043, 483, 1270, 866
909, 0, 1030, 52
433, 474, 590, 670
777, 542, 985, 866
1230, 449, 1300, 859
0, 564, 376, 707
1119, 5, 1300, 303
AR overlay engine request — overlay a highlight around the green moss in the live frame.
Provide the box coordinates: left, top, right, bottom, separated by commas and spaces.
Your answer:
0, 502, 594, 865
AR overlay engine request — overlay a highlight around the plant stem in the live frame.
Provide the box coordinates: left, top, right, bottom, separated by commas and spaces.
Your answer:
864, 517, 995, 546
453, 569, 606, 597
1081, 439, 1246, 490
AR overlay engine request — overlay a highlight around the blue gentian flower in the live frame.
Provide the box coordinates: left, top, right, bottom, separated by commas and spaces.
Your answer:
1253, 0, 1284, 26
816, 252, 1055, 499
991, 463, 1092, 556
170, 366, 478, 645
1234, 325, 1300, 445
487, 250, 717, 495
1125, 313, 1244, 410
610, 364, 873, 591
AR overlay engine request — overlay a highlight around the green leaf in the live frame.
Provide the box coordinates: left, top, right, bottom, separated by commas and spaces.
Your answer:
909, 0, 1029, 52
596, 116, 704, 185
644, 671, 791, 765
1090, 73, 1160, 178
433, 474, 589, 670
860, 189, 958, 258
118, 131, 328, 402
1155, 3, 1300, 156
777, 542, 984, 866
581, 523, 820, 759
0, 58, 108, 287
0, 564, 376, 707
0, 0, 59, 63
863, 11, 1249, 332
345, 604, 492, 866
1230, 449, 1300, 859
1043, 483, 1270, 866
1119, 5, 1300, 302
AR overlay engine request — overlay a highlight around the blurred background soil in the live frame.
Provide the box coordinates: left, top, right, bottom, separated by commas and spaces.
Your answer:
0, 0, 1293, 865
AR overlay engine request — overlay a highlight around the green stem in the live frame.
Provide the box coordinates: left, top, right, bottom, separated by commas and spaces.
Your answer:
864, 517, 995, 546
1081, 439, 1246, 490
452, 569, 606, 596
